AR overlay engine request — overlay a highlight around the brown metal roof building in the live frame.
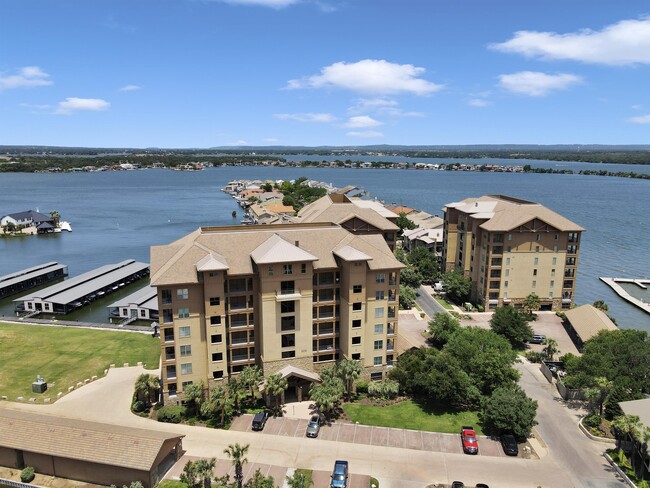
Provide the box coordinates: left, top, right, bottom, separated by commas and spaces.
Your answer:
0, 409, 183, 488
563, 304, 618, 350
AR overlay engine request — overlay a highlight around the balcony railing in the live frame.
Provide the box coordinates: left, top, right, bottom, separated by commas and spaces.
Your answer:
165, 353, 176, 361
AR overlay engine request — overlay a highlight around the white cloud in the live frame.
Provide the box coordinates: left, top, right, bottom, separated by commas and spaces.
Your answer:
346, 130, 383, 138
274, 112, 337, 123
264, 137, 280, 143
0, 66, 52, 91
55, 98, 110, 114
490, 17, 650, 65
628, 114, 650, 124
231, 139, 249, 145
221, 0, 300, 7
498, 71, 582, 97
630, 104, 642, 110
287, 59, 443, 95
119, 84, 142, 92
468, 98, 491, 107
347, 97, 424, 117
343, 115, 382, 128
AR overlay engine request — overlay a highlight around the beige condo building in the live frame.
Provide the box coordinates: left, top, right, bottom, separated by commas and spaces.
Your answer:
150, 222, 404, 403
442, 195, 584, 311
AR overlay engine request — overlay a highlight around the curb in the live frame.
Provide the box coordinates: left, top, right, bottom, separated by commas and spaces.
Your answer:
577, 417, 616, 445
603, 452, 637, 488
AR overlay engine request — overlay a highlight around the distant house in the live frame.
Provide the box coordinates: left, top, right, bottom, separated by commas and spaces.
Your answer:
403, 227, 444, 260
1, 210, 53, 228
563, 304, 618, 350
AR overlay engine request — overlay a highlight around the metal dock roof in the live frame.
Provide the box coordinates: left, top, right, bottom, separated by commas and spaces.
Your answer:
107, 285, 158, 310
0, 262, 67, 289
14, 259, 149, 306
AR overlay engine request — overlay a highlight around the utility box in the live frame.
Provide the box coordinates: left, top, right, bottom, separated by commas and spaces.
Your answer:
32, 375, 47, 394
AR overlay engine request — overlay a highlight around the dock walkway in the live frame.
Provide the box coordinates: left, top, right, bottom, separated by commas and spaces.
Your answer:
600, 277, 650, 314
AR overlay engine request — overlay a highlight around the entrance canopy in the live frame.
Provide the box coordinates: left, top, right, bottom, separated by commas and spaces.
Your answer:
277, 365, 321, 383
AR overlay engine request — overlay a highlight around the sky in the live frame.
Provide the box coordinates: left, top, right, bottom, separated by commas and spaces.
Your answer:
1, 0, 650, 147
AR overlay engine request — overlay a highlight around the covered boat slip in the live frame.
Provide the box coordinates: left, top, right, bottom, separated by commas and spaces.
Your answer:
0, 262, 68, 299
14, 259, 149, 314
108, 285, 158, 321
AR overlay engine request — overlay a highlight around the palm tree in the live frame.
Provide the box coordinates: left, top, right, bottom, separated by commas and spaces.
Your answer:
134, 374, 150, 404
592, 300, 609, 312
227, 376, 247, 414
264, 373, 287, 416
49, 210, 61, 226
210, 385, 230, 426
285, 470, 313, 488
542, 338, 559, 361
224, 443, 249, 488
146, 374, 160, 405
239, 365, 263, 403
184, 381, 205, 417
194, 458, 216, 488
337, 359, 362, 401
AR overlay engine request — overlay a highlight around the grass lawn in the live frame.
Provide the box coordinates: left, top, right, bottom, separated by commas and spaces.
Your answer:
433, 296, 454, 310
343, 399, 482, 434
0, 322, 160, 401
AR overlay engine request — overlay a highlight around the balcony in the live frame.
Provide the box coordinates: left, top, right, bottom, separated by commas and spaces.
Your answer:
165, 351, 176, 361
387, 324, 396, 335
388, 278, 397, 286
387, 340, 394, 352
231, 355, 252, 363
166, 368, 177, 380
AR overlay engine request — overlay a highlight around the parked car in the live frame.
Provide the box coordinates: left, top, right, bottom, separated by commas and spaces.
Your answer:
460, 426, 479, 454
330, 460, 349, 488
529, 334, 546, 344
306, 414, 321, 438
451, 482, 464, 488
251, 411, 268, 431
475, 484, 490, 488
500, 434, 519, 456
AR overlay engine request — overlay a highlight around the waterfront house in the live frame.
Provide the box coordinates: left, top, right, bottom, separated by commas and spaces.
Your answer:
1, 210, 53, 229
563, 304, 617, 351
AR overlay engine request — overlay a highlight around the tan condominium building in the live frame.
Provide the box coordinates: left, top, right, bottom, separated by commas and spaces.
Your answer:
150, 222, 404, 403
442, 195, 585, 311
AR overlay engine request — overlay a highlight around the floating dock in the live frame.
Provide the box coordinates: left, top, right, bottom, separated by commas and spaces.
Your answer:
107, 285, 158, 321
0, 262, 68, 299
600, 277, 650, 314
14, 259, 149, 314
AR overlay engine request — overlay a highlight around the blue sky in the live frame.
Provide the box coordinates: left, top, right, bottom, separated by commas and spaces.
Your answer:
1, 0, 650, 147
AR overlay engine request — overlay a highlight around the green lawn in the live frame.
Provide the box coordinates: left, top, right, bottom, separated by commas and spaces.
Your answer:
343, 399, 482, 434
433, 296, 454, 310
0, 322, 160, 401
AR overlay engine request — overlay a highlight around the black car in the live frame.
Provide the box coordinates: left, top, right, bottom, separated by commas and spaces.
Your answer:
500, 434, 519, 456
251, 411, 268, 431
450, 482, 464, 488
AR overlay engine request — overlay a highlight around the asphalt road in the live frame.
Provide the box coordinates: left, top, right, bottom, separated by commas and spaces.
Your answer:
415, 285, 447, 318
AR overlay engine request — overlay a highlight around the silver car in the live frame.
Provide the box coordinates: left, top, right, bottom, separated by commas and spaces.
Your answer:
306, 415, 321, 438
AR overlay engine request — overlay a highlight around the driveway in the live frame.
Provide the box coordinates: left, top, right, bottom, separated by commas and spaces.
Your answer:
415, 285, 447, 318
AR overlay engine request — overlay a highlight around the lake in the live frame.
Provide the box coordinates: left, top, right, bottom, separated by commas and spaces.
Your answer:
0, 163, 648, 331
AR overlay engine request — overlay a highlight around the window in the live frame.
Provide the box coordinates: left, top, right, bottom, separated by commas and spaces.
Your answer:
177, 288, 188, 300
374, 308, 384, 318
493, 233, 504, 243
555, 234, 559, 240
532, 280, 537, 288
370, 372, 382, 381
280, 281, 295, 295
549, 292, 553, 298
210, 315, 221, 325
282, 350, 296, 358
268, 265, 273, 276
281, 301, 295, 314
552, 257, 557, 265
534, 257, 539, 265
352, 336, 361, 345
211, 334, 222, 344
213, 371, 224, 379
490, 281, 500, 289
352, 302, 362, 311
179, 326, 190, 338
504, 281, 508, 288
209, 297, 220, 306
535, 246, 540, 252
506, 258, 511, 265
180, 345, 192, 357
281, 316, 295, 331
353, 285, 362, 293
281, 334, 295, 348
551, 269, 555, 277
533, 269, 537, 276
352, 353, 361, 360
374, 340, 383, 350
139, 309, 146, 318
508, 234, 512, 241
374, 356, 382, 366
536, 233, 541, 241
376, 273, 385, 283
181, 363, 192, 375
178, 308, 189, 318
550, 280, 555, 287
301, 263, 307, 274
352, 319, 361, 328
374, 324, 383, 334
212, 352, 223, 362
122, 308, 128, 316
182, 381, 193, 389
162, 289, 172, 304
283, 264, 293, 275
505, 269, 510, 277
375, 291, 385, 300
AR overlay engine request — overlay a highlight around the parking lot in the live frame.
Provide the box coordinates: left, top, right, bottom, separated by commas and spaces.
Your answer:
231, 414, 526, 458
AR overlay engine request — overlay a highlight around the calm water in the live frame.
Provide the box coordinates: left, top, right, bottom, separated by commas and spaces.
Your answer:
0, 165, 648, 331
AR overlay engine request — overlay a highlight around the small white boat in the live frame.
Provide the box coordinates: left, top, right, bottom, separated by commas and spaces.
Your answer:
59, 221, 72, 232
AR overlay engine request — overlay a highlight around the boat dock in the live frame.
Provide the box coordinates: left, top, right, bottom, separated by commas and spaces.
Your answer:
0, 262, 68, 299
14, 259, 149, 315
107, 285, 158, 322
600, 277, 650, 314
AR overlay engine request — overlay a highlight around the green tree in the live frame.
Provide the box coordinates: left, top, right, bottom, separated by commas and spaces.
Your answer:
265, 373, 288, 415
224, 443, 249, 488
399, 284, 417, 309
585, 376, 614, 417
396, 212, 416, 234
227, 376, 247, 414
245, 468, 276, 488
310, 375, 344, 418
134, 373, 159, 406
285, 470, 313, 488
426, 312, 460, 348
49, 210, 61, 225
180, 459, 215, 488
441, 270, 471, 304
239, 365, 264, 403
479, 385, 538, 440
522, 293, 541, 316
338, 359, 362, 401
395, 246, 407, 264
542, 338, 559, 360
261, 183, 273, 192
207, 385, 231, 426
408, 246, 438, 282
399, 267, 423, 288
183, 381, 205, 417
194, 458, 216, 488
592, 300, 609, 312
489, 306, 533, 349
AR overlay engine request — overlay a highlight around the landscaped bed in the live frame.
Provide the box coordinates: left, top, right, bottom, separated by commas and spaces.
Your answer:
343, 398, 482, 434
0, 321, 160, 401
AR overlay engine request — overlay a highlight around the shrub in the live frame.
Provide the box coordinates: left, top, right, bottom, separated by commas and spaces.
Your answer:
20, 467, 35, 483
476, 304, 484, 312
524, 351, 544, 363
157, 405, 186, 423
132, 400, 146, 413
584, 414, 601, 428
355, 381, 369, 394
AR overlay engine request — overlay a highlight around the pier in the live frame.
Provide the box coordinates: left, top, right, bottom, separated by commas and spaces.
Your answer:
0, 262, 68, 299
107, 285, 158, 322
600, 277, 650, 314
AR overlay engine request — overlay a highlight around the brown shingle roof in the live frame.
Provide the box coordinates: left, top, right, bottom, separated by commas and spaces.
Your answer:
564, 304, 617, 342
297, 195, 398, 231
0, 409, 183, 472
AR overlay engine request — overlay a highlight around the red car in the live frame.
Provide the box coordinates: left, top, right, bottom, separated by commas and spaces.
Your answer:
460, 426, 479, 454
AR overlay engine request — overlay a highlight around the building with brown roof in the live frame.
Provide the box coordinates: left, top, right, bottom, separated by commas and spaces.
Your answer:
442, 195, 584, 311
150, 222, 404, 403
0, 409, 183, 488
563, 304, 617, 350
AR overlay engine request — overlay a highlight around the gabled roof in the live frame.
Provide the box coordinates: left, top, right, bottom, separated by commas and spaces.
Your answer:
277, 365, 321, 383
0, 409, 183, 472
297, 194, 398, 231
2, 210, 53, 223
251, 234, 318, 264
564, 304, 617, 342
196, 253, 229, 272
333, 245, 373, 262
